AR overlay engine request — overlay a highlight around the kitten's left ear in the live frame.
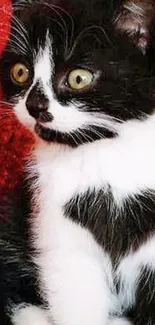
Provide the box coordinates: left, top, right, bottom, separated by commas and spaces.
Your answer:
115, 0, 155, 54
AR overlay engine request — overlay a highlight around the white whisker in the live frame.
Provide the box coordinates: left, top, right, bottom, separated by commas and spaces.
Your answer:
0, 100, 14, 107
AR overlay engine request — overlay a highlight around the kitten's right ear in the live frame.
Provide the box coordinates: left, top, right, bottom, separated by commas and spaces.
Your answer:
115, 0, 155, 54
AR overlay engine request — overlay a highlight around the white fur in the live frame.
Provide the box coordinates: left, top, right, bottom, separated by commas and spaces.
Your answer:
109, 318, 133, 325
26, 112, 155, 325
33, 113, 155, 208
34, 32, 53, 85
117, 235, 155, 310
11, 305, 51, 325
34, 216, 119, 325
14, 96, 36, 130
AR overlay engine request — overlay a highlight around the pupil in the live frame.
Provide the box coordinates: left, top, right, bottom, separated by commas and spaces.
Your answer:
18, 69, 24, 77
76, 75, 82, 84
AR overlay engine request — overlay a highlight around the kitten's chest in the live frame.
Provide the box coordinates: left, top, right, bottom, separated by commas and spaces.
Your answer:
33, 139, 155, 261
35, 125, 155, 209
34, 141, 107, 208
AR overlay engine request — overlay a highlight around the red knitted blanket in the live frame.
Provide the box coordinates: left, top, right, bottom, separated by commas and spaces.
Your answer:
0, 0, 34, 201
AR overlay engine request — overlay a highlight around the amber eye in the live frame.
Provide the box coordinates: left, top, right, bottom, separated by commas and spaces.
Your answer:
10, 63, 30, 85
68, 69, 93, 91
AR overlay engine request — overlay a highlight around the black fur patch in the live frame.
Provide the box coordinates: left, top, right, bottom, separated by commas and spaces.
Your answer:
0, 182, 44, 321
65, 189, 155, 263
35, 123, 116, 147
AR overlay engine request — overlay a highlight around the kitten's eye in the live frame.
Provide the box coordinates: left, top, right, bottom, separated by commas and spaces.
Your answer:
10, 63, 30, 85
68, 69, 93, 91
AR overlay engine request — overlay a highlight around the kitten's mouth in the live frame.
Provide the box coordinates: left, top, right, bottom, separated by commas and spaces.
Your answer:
33, 110, 54, 141
34, 111, 54, 138
35, 122, 52, 141
37, 111, 53, 123
35, 122, 77, 146
35, 121, 116, 146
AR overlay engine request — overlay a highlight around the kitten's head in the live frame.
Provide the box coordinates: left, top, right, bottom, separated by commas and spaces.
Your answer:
1, 0, 155, 147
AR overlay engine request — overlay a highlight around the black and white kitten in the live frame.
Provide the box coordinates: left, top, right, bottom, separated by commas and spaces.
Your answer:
1, 0, 155, 324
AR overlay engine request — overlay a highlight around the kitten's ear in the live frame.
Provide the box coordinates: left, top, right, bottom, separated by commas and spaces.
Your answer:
115, 0, 155, 54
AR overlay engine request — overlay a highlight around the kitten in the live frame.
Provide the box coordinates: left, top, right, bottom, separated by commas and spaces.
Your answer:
1, 0, 155, 324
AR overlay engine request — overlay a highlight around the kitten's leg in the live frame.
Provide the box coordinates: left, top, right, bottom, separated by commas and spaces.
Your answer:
117, 237, 155, 325
44, 251, 115, 325
127, 267, 155, 325
37, 219, 119, 325
11, 304, 52, 325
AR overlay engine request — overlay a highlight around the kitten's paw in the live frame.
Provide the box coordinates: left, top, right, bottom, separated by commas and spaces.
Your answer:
11, 304, 52, 325
109, 317, 133, 325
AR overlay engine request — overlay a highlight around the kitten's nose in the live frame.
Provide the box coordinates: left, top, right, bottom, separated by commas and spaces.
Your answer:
26, 87, 49, 119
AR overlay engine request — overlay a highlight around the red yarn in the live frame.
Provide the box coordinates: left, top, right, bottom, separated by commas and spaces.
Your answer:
0, 111, 34, 198
0, 0, 12, 57
0, 1, 34, 201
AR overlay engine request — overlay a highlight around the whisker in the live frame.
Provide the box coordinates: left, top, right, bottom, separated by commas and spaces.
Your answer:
69, 132, 79, 146
43, 2, 69, 56
4, 17, 29, 52
67, 25, 113, 59
10, 33, 28, 53
76, 129, 94, 144
43, 2, 75, 55
12, 14, 29, 39
4, 46, 26, 55
11, 25, 30, 51
13, 0, 75, 57
0, 100, 14, 107
10, 42, 27, 55
88, 126, 106, 140
0, 31, 28, 54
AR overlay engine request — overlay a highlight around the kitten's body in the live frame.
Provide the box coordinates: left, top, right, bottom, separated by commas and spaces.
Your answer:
1, 0, 155, 324
32, 114, 155, 325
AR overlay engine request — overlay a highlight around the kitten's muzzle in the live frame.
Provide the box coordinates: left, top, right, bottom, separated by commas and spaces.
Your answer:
26, 86, 49, 119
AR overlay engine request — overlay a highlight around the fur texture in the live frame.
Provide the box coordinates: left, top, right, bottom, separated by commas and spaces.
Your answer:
1, 0, 155, 324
